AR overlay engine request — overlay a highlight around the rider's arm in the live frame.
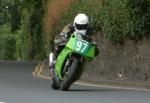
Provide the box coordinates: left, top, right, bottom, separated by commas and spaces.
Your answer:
54, 24, 74, 45
90, 35, 99, 57
54, 25, 69, 45
86, 34, 99, 57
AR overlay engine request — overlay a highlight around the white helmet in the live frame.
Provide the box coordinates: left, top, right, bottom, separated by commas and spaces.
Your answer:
74, 13, 89, 35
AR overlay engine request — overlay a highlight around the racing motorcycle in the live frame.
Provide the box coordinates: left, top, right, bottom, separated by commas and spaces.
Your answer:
51, 31, 96, 91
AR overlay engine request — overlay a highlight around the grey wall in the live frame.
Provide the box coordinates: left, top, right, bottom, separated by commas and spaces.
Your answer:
82, 32, 150, 86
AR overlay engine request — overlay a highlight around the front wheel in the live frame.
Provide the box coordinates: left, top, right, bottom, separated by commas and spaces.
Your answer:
60, 58, 80, 91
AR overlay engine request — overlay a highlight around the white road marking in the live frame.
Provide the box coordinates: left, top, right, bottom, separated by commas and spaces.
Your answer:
0, 102, 7, 103
32, 63, 150, 92
75, 81, 150, 92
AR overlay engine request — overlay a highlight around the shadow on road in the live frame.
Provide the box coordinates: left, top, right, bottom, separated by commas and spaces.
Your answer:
68, 88, 125, 92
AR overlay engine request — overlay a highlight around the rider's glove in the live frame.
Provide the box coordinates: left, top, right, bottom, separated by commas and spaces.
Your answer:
54, 34, 67, 45
95, 46, 99, 57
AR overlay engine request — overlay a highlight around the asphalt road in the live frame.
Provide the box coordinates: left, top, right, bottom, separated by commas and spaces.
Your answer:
0, 61, 150, 103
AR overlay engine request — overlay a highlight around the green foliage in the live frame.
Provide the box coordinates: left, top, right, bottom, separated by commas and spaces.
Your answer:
0, 27, 16, 60
10, 2, 21, 32
0, 0, 10, 27
99, 0, 150, 42
99, 0, 130, 42
0, 34, 5, 59
52, 0, 150, 42
26, 0, 46, 60
15, 9, 30, 61
0, 0, 48, 60
14, 0, 48, 60
127, 0, 150, 39
3, 35, 16, 60
52, 0, 101, 36
1, 0, 150, 60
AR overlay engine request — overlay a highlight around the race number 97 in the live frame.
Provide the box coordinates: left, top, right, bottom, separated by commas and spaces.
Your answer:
76, 41, 88, 53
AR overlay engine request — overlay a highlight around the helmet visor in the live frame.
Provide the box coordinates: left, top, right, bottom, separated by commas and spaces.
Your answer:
75, 23, 88, 30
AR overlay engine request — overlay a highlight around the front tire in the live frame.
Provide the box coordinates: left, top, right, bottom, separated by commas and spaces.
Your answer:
60, 58, 80, 91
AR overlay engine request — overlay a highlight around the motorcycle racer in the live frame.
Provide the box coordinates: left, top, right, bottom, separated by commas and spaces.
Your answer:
49, 13, 97, 79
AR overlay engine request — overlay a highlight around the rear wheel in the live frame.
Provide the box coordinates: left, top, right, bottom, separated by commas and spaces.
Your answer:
60, 58, 80, 91
50, 70, 60, 90
51, 80, 59, 90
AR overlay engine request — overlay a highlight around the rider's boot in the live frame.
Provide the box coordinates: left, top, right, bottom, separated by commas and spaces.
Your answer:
49, 52, 56, 80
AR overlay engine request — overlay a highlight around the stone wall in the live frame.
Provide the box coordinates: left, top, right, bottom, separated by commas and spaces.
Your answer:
82, 32, 150, 86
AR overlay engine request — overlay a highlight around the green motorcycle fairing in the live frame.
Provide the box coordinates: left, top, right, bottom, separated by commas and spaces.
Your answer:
55, 32, 96, 80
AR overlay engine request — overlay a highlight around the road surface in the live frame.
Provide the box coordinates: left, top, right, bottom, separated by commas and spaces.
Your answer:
0, 61, 150, 103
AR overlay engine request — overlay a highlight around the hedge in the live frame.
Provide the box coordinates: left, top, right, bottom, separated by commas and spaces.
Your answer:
51, 0, 150, 42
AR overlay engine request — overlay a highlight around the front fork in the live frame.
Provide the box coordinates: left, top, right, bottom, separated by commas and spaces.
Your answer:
62, 58, 71, 76
62, 55, 85, 77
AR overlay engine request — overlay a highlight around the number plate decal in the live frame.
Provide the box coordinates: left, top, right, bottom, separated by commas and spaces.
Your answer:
75, 41, 89, 54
